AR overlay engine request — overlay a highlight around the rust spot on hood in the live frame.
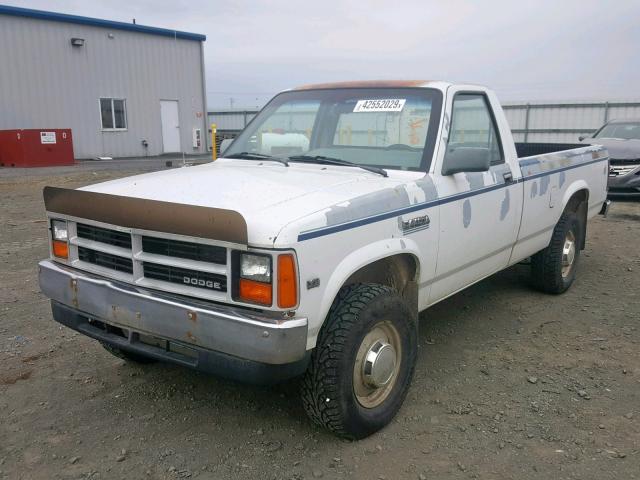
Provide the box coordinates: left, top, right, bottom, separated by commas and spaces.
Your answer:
43, 186, 248, 244
294, 80, 430, 90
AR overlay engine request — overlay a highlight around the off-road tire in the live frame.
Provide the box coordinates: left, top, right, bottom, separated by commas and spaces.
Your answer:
531, 210, 582, 294
301, 283, 418, 439
101, 343, 156, 364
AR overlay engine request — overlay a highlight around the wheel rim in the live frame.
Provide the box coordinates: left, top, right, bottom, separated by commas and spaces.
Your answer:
561, 230, 576, 278
353, 321, 402, 409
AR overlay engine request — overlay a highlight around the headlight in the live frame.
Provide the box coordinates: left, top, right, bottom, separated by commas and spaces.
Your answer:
235, 252, 273, 306
240, 253, 271, 283
52, 219, 68, 241
234, 252, 298, 309
50, 219, 69, 259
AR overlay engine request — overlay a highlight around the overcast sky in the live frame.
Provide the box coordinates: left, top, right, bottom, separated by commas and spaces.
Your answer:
8, 0, 640, 108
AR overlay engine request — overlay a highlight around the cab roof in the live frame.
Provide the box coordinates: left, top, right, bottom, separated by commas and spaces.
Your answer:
293, 80, 434, 90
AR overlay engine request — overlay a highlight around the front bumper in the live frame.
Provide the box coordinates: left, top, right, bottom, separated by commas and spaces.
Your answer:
38, 260, 310, 381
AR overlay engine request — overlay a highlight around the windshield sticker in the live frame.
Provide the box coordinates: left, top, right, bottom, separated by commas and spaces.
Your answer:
353, 99, 406, 113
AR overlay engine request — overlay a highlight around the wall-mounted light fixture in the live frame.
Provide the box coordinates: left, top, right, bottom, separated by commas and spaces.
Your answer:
70, 37, 85, 47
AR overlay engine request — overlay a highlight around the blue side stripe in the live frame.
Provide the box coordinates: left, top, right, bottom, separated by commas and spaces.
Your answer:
297, 156, 608, 242
519, 156, 606, 181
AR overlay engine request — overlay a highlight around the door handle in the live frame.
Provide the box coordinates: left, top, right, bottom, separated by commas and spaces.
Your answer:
503, 171, 514, 184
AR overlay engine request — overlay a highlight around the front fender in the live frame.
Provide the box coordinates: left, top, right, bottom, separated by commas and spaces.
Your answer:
307, 237, 421, 348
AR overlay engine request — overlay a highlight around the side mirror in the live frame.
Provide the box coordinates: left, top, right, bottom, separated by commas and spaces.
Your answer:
219, 138, 233, 155
578, 135, 588, 141
442, 147, 490, 175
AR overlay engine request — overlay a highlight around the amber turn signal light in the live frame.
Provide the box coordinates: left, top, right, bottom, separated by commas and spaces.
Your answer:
277, 254, 297, 308
238, 278, 272, 306
52, 239, 69, 259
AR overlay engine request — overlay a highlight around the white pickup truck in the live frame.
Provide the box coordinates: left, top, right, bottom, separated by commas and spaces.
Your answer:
39, 80, 610, 439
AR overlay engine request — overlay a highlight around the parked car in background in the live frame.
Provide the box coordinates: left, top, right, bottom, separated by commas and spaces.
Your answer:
580, 119, 640, 196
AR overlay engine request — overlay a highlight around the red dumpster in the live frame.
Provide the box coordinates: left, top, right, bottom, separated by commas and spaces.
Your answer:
0, 129, 75, 167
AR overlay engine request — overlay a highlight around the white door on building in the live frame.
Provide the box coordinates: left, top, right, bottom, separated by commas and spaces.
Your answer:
160, 100, 181, 153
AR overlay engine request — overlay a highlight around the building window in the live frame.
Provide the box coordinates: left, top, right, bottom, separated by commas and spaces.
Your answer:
100, 98, 127, 130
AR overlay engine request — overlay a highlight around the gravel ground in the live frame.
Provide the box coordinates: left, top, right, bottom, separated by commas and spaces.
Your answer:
1, 164, 638, 480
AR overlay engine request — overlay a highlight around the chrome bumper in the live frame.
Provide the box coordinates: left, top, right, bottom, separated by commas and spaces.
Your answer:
38, 260, 308, 365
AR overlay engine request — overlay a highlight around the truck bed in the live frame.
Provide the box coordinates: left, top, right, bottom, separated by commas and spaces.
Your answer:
515, 142, 587, 158
510, 141, 608, 267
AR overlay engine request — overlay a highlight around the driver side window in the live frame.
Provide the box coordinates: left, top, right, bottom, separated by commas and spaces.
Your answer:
446, 94, 503, 166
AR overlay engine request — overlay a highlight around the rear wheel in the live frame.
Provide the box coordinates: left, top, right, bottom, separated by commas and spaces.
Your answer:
531, 210, 582, 294
301, 283, 418, 439
101, 343, 156, 364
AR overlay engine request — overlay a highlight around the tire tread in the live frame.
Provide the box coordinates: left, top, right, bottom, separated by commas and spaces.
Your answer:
531, 211, 580, 294
301, 283, 405, 438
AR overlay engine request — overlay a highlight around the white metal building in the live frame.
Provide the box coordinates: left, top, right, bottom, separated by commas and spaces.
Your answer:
502, 101, 640, 143
0, 5, 208, 159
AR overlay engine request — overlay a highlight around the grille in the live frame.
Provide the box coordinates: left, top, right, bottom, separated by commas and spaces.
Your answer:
77, 223, 132, 249
609, 165, 638, 177
78, 246, 133, 273
143, 262, 227, 292
71, 222, 230, 297
142, 236, 226, 264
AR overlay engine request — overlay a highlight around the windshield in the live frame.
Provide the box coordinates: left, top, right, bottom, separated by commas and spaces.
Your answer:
595, 122, 640, 140
224, 88, 443, 172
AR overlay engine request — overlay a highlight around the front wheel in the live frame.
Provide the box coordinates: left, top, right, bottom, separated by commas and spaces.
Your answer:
301, 283, 418, 439
531, 210, 582, 294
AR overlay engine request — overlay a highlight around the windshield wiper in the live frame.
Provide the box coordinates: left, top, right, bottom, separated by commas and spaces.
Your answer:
223, 152, 289, 166
287, 155, 388, 177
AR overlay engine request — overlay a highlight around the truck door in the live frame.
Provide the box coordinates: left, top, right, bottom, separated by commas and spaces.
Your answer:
429, 88, 523, 303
